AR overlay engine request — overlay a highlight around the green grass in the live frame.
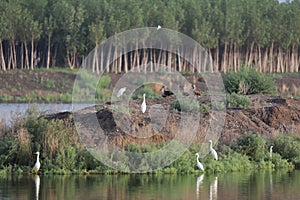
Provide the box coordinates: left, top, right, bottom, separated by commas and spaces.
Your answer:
0, 108, 296, 175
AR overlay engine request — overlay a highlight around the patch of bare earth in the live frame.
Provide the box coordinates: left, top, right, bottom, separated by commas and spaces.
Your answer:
45, 94, 300, 148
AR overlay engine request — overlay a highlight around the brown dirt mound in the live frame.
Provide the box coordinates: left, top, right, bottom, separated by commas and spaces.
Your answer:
45, 94, 300, 148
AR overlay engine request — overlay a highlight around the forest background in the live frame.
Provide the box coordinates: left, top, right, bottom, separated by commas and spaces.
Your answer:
0, 0, 299, 73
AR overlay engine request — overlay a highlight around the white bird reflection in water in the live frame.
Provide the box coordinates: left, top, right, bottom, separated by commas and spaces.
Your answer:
34, 175, 40, 200
209, 177, 218, 200
196, 174, 204, 199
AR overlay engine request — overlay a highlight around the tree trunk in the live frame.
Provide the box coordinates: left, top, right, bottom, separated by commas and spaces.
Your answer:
222, 42, 228, 72
24, 42, 29, 69
124, 50, 128, 73
167, 48, 172, 72
20, 43, 24, 69
215, 44, 219, 72
285, 48, 290, 72
100, 46, 104, 72
262, 47, 268, 72
31, 35, 35, 70
157, 49, 162, 71
0, 40, 6, 71
118, 49, 122, 73
269, 42, 274, 72
258, 45, 262, 72
52, 45, 57, 67
247, 41, 255, 66
12, 41, 17, 69
234, 43, 237, 72
153, 49, 157, 71
46, 34, 51, 69
208, 49, 213, 72
106, 43, 112, 72
178, 47, 183, 72
228, 43, 233, 71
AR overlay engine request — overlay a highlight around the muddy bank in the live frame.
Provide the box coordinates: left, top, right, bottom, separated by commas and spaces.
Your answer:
44, 94, 300, 148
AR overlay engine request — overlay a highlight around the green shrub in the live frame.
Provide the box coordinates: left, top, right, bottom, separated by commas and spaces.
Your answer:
55, 146, 77, 170
223, 67, 276, 95
171, 99, 199, 112
199, 104, 210, 112
233, 133, 266, 161
273, 135, 300, 165
227, 93, 251, 109
271, 153, 293, 169
97, 75, 111, 88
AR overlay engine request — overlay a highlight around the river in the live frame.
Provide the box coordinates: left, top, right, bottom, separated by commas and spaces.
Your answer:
0, 103, 90, 125
0, 170, 299, 200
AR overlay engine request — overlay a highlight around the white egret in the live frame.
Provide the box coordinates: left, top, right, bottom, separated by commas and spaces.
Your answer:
117, 87, 126, 97
209, 140, 218, 160
33, 152, 41, 173
141, 93, 147, 113
270, 146, 273, 158
195, 153, 204, 171
157, 25, 162, 30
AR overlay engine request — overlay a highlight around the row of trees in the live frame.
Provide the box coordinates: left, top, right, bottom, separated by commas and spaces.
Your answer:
0, 0, 300, 73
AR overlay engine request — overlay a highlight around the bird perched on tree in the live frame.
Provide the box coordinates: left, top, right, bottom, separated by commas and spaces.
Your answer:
141, 93, 147, 113
160, 86, 174, 97
192, 84, 201, 97
33, 152, 41, 173
209, 140, 218, 160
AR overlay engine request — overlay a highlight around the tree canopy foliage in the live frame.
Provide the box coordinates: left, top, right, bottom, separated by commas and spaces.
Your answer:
0, 0, 299, 73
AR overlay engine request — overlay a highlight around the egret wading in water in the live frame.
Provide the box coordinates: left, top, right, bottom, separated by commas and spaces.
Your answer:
270, 146, 273, 158
195, 153, 204, 171
141, 93, 147, 113
157, 25, 161, 30
209, 140, 218, 160
33, 152, 41, 173
117, 87, 126, 97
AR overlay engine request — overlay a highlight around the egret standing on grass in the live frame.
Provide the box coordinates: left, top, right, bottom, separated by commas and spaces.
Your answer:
195, 153, 204, 171
141, 93, 147, 113
33, 152, 41, 173
270, 146, 273, 158
117, 87, 126, 97
209, 140, 218, 160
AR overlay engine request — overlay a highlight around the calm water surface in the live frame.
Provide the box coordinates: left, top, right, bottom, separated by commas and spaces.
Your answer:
0, 103, 90, 125
1, 170, 300, 200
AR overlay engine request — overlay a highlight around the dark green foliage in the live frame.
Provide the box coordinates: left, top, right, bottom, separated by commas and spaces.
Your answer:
273, 135, 300, 166
233, 133, 266, 161
171, 99, 199, 112
223, 68, 276, 95
226, 93, 252, 109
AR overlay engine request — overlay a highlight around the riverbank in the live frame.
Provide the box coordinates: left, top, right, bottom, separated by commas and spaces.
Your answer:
1, 69, 300, 175
0, 69, 300, 103
0, 95, 299, 175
